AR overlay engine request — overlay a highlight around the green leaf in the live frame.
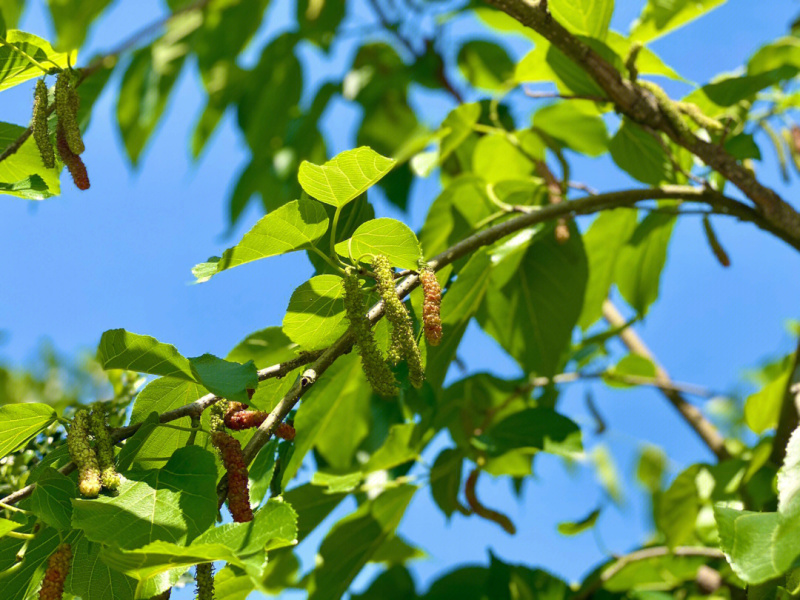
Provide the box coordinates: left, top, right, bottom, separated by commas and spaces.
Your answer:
631, 0, 728, 43
299, 147, 395, 207
72, 446, 217, 549
97, 329, 194, 379
430, 448, 463, 519
188, 354, 258, 404
614, 213, 676, 316
604, 354, 658, 388
194, 498, 297, 553
99, 541, 246, 581
335, 218, 422, 270
609, 119, 673, 185
29, 467, 76, 530
283, 353, 372, 482
637, 445, 667, 493
364, 423, 427, 473
745, 365, 791, 434
578, 209, 638, 329
283, 275, 348, 351
282, 483, 347, 542
226, 327, 299, 368
0, 122, 60, 200
440, 103, 481, 163
532, 101, 609, 157
46, 0, 112, 51
248, 438, 278, 509
0, 518, 20, 537
193, 198, 329, 282
0, 30, 75, 92
65, 536, 137, 600
472, 134, 534, 183
549, 0, 615, 40
308, 485, 417, 600
475, 407, 582, 457
478, 223, 588, 376
371, 535, 426, 565
0, 402, 56, 459
0, 527, 80, 600
116, 36, 188, 165
557, 508, 600, 536
456, 40, 514, 91
605, 31, 683, 80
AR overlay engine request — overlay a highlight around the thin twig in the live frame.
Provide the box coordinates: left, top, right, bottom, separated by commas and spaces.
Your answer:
602, 300, 730, 461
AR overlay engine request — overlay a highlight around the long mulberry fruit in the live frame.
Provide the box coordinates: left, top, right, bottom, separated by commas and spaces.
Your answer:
38, 543, 71, 600
55, 71, 84, 155
211, 431, 253, 522
419, 266, 442, 347
195, 563, 215, 600
373, 255, 424, 389
342, 269, 398, 397
32, 79, 55, 168
89, 405, 120, 490
67, 409, 101, 498
56, 123, 89, 190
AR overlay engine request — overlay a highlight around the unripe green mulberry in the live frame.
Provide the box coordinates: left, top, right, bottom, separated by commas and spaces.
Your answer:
195, 563, 214, 600
209, 400, 229, 433
89, 405, 120, 490
419, 266, 442, 347
342, 270, 398, 397
38, 543, 71, 600
55, 71, 84, 155
637, 80, 691, 140
67, 409, 101, 498
32, 79, 55, 168
676, 101, 724, 133
211, 431, 253, 522
373, 255, 424, 389
56, 124, 90, 190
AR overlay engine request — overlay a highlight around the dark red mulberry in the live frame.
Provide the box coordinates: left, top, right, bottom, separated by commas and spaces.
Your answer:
211, 431, 253, 522
56, 124, 89, 190
38, 543, 71, 600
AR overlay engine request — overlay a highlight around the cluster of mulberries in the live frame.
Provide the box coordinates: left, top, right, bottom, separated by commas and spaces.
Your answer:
38, 543, 71, 600
373, 255, 424, 389
223, 402, 295, 440
67, 410, 102, 498
55, 72, 84, 155
32, 79, 55, 168
195, 563, 215, 600
90, 405, 120, 490
342, 269, 398, 397
211, 431, 253, 522
419, 266, 442, 347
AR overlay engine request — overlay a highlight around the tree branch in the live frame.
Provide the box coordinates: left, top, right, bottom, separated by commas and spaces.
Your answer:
1, 184, 773, 506
769, 338, 800, 466
602, 301, 730, 461
482, 0, 800, 244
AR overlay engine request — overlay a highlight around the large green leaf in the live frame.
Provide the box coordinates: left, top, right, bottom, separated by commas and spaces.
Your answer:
430, 448, 464, 519
193, 198, 329, 282
0, 122, 60, 200
46, 0, 112, 50
298, 147, 395, 207
456, 40, 514, 91
472, 134, 534, 183
97, 329, 194, 379
0, 402, 56, 459
609, 119, 673, 185
0, 30, 75, 92
630, 0, 728, 43
65, 536, 137, 600
549, 0, 615, 40
71, 446, 217, 549
579, 209, 638, 329
226, 326, 299, 368
439, 103, 481, 163
478, 223, 588, 376
308, 485, 417, 600
100, 541, 245, 581
283, 275, 348, 351
283, 353, 372, 482
475, 407, 582, 457
614, 213, 676, 316
282, 483, 348, 542
532, 101, 609, 157
744, 364, 791, 434
29, 467, 76, 530
335, 218, 422, 270
195, 498, 297, 552
188, 353, 258, 403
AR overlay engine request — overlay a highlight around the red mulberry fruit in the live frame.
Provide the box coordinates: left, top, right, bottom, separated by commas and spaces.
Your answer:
67, 409, 101, 498
275, 422, 295, 441
56, 123, 89, 190
32, 79, 55, 168
89, 405, 120, 490
373, 255, 424, 389
211, 431, 253, 522
55, 71, 84, 155
38, 543, 71, 600
465, 469, 515, 534
195, 563, 214, 600
702, 216, 731, 268
342, 269, 398, 397
419, 266, 442, 347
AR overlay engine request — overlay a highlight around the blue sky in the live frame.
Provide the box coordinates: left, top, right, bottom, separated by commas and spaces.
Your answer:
2, 0, 800, 597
